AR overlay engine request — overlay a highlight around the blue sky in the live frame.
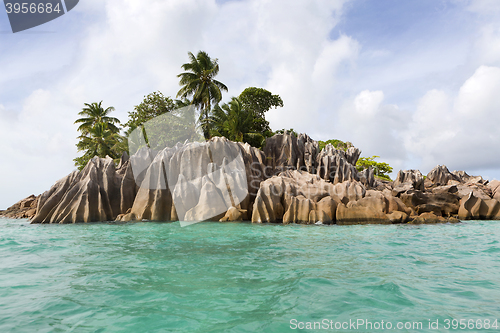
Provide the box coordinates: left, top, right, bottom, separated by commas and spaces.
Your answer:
1, 0, 500, 209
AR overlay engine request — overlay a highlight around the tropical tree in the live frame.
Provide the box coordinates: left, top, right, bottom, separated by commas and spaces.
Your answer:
177, 51, 228, 139
123, 91, 176, 143
209, 97, 265, 148
318, 139, 354, 151
239, 87, 283, 135
274, 128, 299, 137
356, 155, 393, 181
74, 101, 120, 135
73, 102, 123, 170
124, 92, 175, 136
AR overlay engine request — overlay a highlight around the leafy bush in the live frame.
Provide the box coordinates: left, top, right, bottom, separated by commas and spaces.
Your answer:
318, 139, 353, 151
356, 155, 393, 181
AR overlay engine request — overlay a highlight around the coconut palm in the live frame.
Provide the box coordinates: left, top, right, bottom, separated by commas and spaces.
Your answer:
73, 102, 123, 170
74, 101, 120, 135
73, 122, 124, 170
209, 97, 265, 147
177, 51, 228, 139
76, 123, 120, 158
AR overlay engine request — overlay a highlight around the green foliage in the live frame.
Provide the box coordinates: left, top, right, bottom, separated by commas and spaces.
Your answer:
177, 51, 228, 139
318, 139, 353, 151
274, 128, 298, 137
238, 87, 283, 134
356, 155, 393, 181
73, 102, 124, 170
123, 92, 176, 151
124, 91, 175, 137
209, 97, 266, 148
74, 101, 120, 135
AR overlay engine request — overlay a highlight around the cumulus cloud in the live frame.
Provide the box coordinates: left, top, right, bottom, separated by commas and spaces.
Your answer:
472, 25, 500, 67
334, 90, 409, 173
406, 66, 500, 173
0, 0, 353, 208
3, 0, 500, 208
465, 0, 500, 15
0, 89, 77, 208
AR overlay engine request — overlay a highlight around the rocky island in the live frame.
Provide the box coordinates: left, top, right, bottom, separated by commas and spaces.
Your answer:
2, 131, 499, 225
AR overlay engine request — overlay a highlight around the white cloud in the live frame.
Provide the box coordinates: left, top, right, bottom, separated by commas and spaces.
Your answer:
0, 0, 353, 208
473, 25, 500, 66
266, 34, 359, 134
406, 66, 500, 173
334, 90, 409, 174
3, 0, 500, 208
465, 0, 500, 15
0, 89, 77, 208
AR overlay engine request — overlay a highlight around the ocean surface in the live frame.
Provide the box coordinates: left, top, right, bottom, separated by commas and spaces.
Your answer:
1, 218, 500, 333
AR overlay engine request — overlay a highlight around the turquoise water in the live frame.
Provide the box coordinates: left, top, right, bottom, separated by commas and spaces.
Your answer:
1, 219, 500, 333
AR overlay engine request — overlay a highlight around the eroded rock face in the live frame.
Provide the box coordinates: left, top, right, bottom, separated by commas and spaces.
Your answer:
331, 181, 366, 204
400, 190, 460, 218
409, 212, 460, 224
297, 133, 319, 174
251, 170, 416, 225
11, 134, 496, 225
219, 207, 246, 222
316, 148, 359, 184
335, 189, 411, 225
251, 170, 342, 224
452, 170, 487, 185
0, 195, 39, 219
315, 144, 375, 187
393, 169, 424, 191
455, 184, 492, 200
336, 196, 389, 225
118, 137, 260, 222
458, 192, 500, 220
488, 180, 500, 201
263, 131, 319, 174
427, 165, 460, 186
32, 156, 136, 223
427, 165, 488, 187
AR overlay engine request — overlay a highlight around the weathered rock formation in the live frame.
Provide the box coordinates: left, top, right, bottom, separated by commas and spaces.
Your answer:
31, 155, 136, 223
427, 165, 460, 186
315, 143, 376, 188
398, 190, 460, 218
488, 180, 500, 201
263, 131, 319, 174
117, 137, 265, 222
427, 165, 488, 187
252, 171, 418, 225
393, 169, 424, 193
458, 192, 500, 220
0, 194, 39, 219
5, 131, 500, 225
251, 170, 341, 224
410, 213, 460, 224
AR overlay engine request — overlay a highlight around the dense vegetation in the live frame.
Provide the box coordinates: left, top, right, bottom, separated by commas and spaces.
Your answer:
74, 102, 123, 170
73, 50, 393, 179
356, 156, 393, 181
318, 139, 393, 181
318, 139, 354, 152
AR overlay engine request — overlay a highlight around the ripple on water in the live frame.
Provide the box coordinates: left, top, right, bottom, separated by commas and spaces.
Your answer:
1, 219, 500, 332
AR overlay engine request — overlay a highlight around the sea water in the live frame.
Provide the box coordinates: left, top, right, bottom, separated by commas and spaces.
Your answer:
1, 218, 500, 332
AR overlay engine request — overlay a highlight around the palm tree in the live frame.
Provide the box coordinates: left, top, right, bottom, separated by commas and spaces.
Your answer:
74, 102, 123, 170
209, 97, 265, 147
75, 101, 120, 135
177, 51, 228, 139
76, 123, 120, 158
